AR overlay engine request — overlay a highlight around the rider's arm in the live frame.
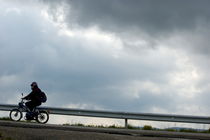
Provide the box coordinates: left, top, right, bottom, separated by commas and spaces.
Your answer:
22, 92, 33, 100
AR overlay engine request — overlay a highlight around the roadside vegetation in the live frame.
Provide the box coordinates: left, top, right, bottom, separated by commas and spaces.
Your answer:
63, 123, 210, 134
0, 117, 10, 121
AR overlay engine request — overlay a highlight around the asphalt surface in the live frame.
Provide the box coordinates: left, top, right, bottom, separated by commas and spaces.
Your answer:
1, 120, 210, 140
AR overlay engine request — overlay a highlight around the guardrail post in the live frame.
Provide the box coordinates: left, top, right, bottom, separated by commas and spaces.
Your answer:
125, 118, 128, 128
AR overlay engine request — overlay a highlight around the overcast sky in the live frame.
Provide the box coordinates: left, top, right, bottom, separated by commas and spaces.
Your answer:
1, 0, 210, 124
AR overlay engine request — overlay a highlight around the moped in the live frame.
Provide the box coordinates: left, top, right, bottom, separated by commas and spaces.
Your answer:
9, 94, 49, 124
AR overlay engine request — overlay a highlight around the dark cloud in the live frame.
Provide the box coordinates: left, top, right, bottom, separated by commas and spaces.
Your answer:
44, 0, 210, 55
50, 0, 210, 35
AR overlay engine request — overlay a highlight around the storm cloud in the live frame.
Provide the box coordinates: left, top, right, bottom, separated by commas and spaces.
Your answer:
50, 0, 210, 54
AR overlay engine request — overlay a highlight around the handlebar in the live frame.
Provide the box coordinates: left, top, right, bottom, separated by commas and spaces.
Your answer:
20, 98, 25, 103
20, 93, 30, 102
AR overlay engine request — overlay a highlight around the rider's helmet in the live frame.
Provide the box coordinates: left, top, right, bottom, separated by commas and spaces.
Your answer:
31, 82, 38, 90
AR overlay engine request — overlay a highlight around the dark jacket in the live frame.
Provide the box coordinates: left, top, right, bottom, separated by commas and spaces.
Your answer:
23, 87, 42, 103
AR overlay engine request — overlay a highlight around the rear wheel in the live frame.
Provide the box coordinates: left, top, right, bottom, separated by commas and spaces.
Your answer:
9, 109, 22, 121
36, 110, 49, 124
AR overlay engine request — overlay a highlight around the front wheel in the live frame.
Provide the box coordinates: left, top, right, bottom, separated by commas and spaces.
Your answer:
9, 109, 23, 121
36, 110, 49, 124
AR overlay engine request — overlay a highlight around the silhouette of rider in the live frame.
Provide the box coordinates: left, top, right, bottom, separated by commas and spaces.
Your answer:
22, 82, 42, 112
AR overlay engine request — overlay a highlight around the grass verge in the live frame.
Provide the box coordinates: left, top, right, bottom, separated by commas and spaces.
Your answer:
0, 117, 10, 121
63, 123, 210, 134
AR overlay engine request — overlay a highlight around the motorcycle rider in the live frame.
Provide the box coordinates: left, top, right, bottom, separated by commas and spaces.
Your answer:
22, 82, 42, 112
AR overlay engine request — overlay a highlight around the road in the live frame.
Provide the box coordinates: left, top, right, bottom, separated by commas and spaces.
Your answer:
0, 120, 210, 140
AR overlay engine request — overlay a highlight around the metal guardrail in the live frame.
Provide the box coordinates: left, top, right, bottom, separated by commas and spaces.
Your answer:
1, 104, 210, 128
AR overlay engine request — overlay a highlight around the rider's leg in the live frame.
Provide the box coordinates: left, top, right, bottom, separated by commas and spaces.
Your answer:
32, 103, 41, 112
32, 102, 41, 117
25, 101, 38, 112
25, 101, 33, 111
